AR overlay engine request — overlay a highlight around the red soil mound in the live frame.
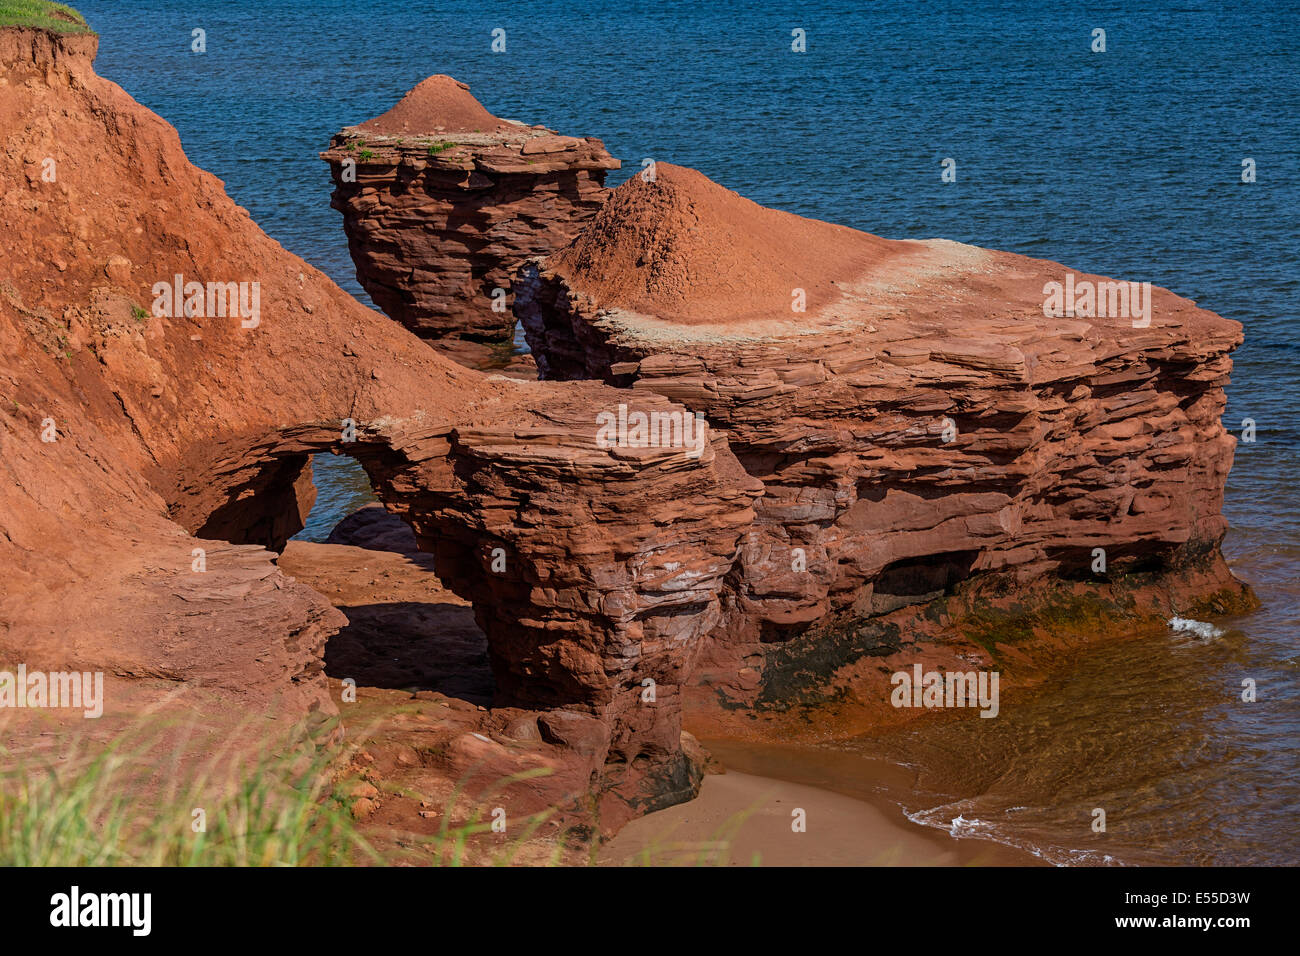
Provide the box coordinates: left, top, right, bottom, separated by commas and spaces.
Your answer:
359, 74, 508, 134
548, 163, 900, 325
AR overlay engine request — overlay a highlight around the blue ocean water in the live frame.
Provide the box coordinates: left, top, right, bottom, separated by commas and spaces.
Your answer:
75, 0, 1298, 864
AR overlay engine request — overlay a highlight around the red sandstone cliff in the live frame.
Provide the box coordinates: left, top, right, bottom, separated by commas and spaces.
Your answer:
2, 22, 1255, 846
0, 29, 741, 830
321, 75, 619, 365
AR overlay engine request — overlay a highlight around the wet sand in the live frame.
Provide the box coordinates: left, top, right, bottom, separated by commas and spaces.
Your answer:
599, 740, 1041, 866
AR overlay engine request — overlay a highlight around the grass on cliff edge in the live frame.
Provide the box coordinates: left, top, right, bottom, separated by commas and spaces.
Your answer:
0, 0, 92, 33
0, 717, 583, 867
0, 721, 371, 866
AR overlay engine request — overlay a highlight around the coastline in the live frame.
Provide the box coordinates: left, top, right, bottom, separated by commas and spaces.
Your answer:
599, 740, 1043, 866
3, 0, 1290, 876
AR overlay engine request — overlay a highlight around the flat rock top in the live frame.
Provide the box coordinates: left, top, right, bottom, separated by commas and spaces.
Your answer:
359, 74, 512, 135
542, 164, 1241, 357
549, 163, 916, 327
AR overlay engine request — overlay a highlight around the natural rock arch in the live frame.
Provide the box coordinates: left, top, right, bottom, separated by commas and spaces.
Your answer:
162, 385, 760, 820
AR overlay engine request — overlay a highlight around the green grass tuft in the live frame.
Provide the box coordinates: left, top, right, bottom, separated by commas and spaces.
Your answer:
0, 718, 583, 867
0, 1, 93, 34
0, 722, 373, 866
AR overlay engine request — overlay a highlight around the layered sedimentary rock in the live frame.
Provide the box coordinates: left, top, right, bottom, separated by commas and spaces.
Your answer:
0, 27, 732, 825
321, 75, 619, 364
403, 386, 760, 812
4, 16, 1254, 838
515, 164, 1250, 706
168, 397, 759, 822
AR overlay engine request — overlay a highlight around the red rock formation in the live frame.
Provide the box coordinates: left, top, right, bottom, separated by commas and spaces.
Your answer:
4, 21, 1254, 840
515, 164, 1252, 710
0, 28, 737, 827
398, 387, 761, 819
321, 75, 619, 365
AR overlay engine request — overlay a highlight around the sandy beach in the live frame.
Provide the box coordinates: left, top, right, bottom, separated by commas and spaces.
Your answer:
600, 741, 1041, 866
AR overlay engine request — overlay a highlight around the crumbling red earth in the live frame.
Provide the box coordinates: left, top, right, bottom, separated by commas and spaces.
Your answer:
321, 75, 619, 366
547, 162, 899, 325
359, 74, 513, 137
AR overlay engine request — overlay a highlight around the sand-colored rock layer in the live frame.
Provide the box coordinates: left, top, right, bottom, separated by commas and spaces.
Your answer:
321, 75, 619, 364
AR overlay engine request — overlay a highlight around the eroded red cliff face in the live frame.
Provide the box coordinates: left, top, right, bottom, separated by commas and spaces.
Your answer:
321, 75, 619, 366
368, 386, 760, 819
0, 29, 736, 829
1, 27, 349, 733
514, 164, 1252, 716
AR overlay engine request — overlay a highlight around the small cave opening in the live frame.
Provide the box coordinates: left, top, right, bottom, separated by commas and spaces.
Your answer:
868, 550, 980, 615
1044, 543, 1172, 582
270, 452, 496, 707
291, 452, 381, 545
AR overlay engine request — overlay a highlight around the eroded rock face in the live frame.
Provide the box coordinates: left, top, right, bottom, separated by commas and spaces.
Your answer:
169, 393, 759, 826
515, 164, 1250, 707
400, 384, 762, 819
0, 26, 358, 734
4, 24, 1254, 836
0, 29, 721, 827
321, 75, 619, 365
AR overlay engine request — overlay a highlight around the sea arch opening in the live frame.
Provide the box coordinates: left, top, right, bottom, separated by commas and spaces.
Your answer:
169, 422, 496, 706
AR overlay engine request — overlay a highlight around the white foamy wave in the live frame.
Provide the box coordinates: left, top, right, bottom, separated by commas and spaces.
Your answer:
1168, 616, 1225, 639
946, 813, 994, 837
904, 802, 1126, 867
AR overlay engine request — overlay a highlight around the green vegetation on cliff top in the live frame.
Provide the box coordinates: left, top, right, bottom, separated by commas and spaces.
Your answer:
0, 1, 92, 34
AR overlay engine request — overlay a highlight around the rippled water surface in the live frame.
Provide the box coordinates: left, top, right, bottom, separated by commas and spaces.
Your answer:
849, 591, 1300, 865
76, 0, 1298, 864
